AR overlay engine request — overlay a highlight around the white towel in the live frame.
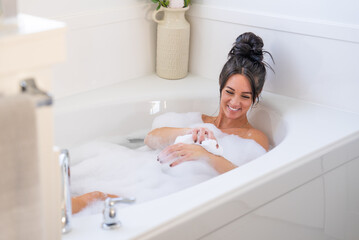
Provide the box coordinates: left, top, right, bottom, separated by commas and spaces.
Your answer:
0, 95, 42, 240
174, 134, 223, 156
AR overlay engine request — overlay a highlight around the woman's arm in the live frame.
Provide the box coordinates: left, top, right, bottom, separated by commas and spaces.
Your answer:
158, 143, 237, 174
144, 127, 191, 150
145, 126, 218, 150
207, 154, 238, 174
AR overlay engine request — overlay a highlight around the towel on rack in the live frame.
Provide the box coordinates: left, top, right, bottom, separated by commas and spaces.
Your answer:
0, 95, 42, 240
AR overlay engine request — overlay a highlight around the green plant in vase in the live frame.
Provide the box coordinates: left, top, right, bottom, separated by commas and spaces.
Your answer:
151, 0, 191, 10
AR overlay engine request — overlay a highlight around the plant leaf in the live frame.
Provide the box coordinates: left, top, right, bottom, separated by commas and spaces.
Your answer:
156, 4, 161, 10
151, 0, 159, 3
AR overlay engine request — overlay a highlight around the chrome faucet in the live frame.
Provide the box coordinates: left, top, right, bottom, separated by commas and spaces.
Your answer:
59, 149, 72, 234
102, 197, 136, 230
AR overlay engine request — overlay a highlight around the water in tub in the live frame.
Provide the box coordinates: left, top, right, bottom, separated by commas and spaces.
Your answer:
70, 112, 266, 216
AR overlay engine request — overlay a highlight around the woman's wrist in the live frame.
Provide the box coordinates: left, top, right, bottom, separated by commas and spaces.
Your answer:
208, 155, 237, 174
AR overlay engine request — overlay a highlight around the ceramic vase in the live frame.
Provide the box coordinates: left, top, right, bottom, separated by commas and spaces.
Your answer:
152, 6, 190, 80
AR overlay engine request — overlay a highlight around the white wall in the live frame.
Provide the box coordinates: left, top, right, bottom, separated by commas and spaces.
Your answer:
188, 1, 359, 114
18, 0, 156, 99
18, 0, 146, 19
18, 0, 359, 114
193, 0, 359, 25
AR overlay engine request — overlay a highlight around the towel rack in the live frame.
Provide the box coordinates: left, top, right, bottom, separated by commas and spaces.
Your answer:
20, 78, 53, 107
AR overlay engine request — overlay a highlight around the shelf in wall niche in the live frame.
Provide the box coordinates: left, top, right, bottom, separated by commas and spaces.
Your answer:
187, 4, 359, 43
0, 14, 65, 38
51, 3, 151, 30
54, 74, 220, 113
0, 14, 66, 76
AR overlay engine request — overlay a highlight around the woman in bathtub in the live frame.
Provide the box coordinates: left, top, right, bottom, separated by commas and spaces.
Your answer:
72, 32, 273, 213
145, 32, 273, 173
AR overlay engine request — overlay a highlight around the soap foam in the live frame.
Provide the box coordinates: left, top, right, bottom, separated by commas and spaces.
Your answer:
70, 112, 266, 215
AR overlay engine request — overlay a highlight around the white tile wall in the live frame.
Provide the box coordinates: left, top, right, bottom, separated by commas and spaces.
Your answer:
187, 3, 359, 114
17, 0, 359, 112
18, 1, 157, 99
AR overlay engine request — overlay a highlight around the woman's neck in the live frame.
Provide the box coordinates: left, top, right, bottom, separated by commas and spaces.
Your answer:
214, 112, 248, 129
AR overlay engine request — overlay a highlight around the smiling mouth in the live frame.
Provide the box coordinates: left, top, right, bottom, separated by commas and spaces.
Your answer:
228, 105, 240, 111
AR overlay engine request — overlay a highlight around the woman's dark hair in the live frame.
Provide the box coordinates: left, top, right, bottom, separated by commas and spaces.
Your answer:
219, 32, 274, 104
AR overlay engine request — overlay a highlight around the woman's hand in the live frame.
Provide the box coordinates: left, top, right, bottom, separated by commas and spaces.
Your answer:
71, 191, 119, 214
191, 127, 217, 144
158, 142, 237, 174
157, 143, 211, 167
156, 127, 219, 167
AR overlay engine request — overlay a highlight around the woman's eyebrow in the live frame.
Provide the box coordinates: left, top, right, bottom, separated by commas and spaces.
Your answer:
225, 86, 252, 95
225, 86, 235, 91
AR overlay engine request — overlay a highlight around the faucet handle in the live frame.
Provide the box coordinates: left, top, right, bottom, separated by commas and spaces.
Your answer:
102, 197, 136, 230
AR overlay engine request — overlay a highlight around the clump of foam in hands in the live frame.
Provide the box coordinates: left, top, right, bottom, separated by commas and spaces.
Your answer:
174, 134, 223, 156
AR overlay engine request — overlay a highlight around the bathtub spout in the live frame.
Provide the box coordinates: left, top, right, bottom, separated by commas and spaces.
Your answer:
102, 197, 136, 230
59, 149, 72, 234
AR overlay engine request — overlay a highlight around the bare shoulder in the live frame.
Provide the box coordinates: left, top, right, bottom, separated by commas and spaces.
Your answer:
245, 128, 269, 151
201, 114, 215, 124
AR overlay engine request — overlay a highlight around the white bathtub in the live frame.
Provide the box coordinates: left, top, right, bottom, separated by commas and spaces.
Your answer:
56, 75, 359, 240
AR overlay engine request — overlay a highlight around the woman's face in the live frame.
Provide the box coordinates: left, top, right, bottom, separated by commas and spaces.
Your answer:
220, 74, 253, 120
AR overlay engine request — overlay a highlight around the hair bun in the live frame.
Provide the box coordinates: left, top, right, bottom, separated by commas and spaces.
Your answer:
229, 32, 264, 62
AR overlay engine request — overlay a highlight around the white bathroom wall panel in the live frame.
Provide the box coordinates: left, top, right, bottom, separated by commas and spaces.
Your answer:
202, 156, 359, 240
192, 0, 359, 25
18, 0, 147, 19
18, 1, 156, 99
18, 0, 359, 110
203, 178, 326, 240
187, 3, 359, 114
52, 17, 156, 98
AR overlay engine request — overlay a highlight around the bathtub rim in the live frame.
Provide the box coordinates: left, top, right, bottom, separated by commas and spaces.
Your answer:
59, 76, 359, 240
65, 131, 359, 240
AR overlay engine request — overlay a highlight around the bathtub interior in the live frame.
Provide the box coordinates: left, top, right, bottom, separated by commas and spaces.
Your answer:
57, 84, 359, 240
248, 101, 286, 148
54, 95, 285, 166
